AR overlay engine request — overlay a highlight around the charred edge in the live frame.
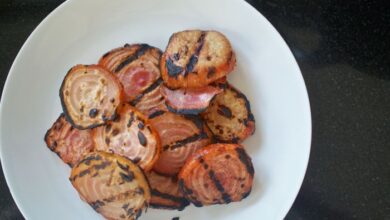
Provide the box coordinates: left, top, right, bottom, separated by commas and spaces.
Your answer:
79, 154, 102, 166
148, 110, 165, 119
151, 189, 189, 204
232, 86, 255, 125
138, 131, 147, 147
183, 115, 204, 130
178, 179, 203, 207
207, 66, 216, 78
135, 208, 143, 220
235, 148, 255, 177
44, 114, 65, 149
211, 80, 228, 90
150, 201, 189, 211
90, 200, 105, 210
114, 44, 151, 73
242, 188, 252, 199
102, 51, 111, 59
130, 78, 163, 106
164, 132, 208, 151
166, 103, 207, 115
217, 105, 233, 119
184, 31, 206, 75
120, 171, 135, 182
227, 51, 234, 63
208, 170, 231, 204
166, 57, 183, 77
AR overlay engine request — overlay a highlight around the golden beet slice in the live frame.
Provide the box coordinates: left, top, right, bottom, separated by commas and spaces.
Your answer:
70, 152, 151, 220
99, 44, 162, 102
60, 64, 123, 129
149, 111, 211, 176
93, 103, 160, 171
201, 83, 255, 143
44, 114, 94, 167
146, 171, 189, 210
160, 30, 236, 89
178, 143, 254, 206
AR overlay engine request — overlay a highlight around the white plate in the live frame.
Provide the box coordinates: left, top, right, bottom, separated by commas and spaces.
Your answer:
0, 0, 311, 219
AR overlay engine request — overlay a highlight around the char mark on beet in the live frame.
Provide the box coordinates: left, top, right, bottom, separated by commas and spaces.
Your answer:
184, 31, 206, 75
114, 44, 151, 73
163, 132, 208, 151
130, 78, 163, 106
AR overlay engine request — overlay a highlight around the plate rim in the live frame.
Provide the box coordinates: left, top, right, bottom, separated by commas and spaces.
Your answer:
0, 0, 312, 219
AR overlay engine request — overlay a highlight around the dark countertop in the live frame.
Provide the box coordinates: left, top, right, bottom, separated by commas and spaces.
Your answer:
0, 0, 389, 219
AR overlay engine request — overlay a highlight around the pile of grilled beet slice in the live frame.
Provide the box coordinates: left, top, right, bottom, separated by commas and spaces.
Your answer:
45, 30, 256, 220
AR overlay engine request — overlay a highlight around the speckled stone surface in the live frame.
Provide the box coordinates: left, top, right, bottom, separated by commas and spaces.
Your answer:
0, 1, 389, 220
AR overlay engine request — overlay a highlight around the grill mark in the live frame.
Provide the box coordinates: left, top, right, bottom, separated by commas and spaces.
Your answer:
178, 179, 203, 207
138, 121, 145, 129
235, 147, 255, 177
163, 132, 208, 151
90, 200, 105, 210
217, 105, 233, 118
117, 161, 129, 171
184, 31, 206, 75
207, 66, 216, 78
114, 44, 151, 73
166, 57, 183, 77
138, 131, 147, 146
120, 171, 135, 182
127, 112, 135, 127
78, 169, 91, 178
148, 110, 165, 119
89, 108, 99, 118
130, 78, 163, 106
105, 124, 112, 132
94, 161, 112, 170
208, 170, 231, 204
80, 154, 102, 166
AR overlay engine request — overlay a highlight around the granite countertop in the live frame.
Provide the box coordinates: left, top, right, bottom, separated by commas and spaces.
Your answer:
0, 0, 389, 219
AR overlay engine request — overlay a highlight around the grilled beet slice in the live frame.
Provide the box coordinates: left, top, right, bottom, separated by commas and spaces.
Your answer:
178, 143, 254, 206
146, 171, 189, 210
130, 78, 167, 117
161, 30, 236, 89
160, 84, 223, 115
70, 152, 150, 220
149, 111, 211, 176
93, 103, 160, 171
201, 83, 255, 143
60, 64, 123, 129
99, 44, 162, 102
44, 114, 94, 167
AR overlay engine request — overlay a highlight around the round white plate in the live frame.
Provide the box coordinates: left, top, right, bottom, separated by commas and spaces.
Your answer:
0, 0, 311, 219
